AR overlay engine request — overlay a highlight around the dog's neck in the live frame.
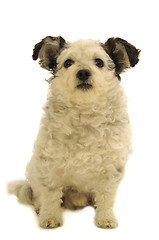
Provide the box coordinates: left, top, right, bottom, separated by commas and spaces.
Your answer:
43, 78, 129, 127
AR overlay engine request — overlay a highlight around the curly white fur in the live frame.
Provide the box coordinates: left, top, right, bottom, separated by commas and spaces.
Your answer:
8, 38, 138, 229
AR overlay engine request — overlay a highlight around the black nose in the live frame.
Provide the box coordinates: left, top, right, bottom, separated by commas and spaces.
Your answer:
77, 69, 91, 82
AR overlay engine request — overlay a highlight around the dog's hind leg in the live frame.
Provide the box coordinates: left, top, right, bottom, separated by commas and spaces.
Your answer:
62, 187, 95, 210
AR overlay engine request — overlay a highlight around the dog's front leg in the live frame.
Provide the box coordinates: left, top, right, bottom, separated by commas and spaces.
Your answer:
94, 184, 119, 229
39, 187, 63, 229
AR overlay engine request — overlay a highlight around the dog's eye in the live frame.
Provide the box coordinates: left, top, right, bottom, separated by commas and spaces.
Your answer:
95, 58, 104, 68
64, 59, 74, 68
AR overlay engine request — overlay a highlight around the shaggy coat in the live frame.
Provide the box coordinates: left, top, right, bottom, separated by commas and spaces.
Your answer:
8, 37, 140, 229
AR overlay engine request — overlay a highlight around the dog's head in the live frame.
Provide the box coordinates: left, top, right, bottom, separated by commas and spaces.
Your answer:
33, 36, 140, 102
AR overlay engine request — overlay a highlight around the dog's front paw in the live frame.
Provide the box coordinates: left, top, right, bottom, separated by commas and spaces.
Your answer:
95, 211, 118, 229
39, 216, 63, 229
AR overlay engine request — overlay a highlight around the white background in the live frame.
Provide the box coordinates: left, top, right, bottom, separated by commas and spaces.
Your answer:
0, 0, 159, 239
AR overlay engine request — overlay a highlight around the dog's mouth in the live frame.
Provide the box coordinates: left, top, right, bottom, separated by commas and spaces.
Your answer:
77, 83, 92, 90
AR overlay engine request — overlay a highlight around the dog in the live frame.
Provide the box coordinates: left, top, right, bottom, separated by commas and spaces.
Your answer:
8, 36, 140, 229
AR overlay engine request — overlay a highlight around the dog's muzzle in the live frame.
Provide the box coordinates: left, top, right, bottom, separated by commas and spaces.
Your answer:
76, 69, 92, 90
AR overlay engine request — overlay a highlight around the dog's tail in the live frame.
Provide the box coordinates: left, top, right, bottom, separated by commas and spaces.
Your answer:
7, 180, 33, 205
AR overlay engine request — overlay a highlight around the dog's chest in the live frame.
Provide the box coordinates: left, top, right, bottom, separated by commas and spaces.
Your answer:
52, 107, 108, 148
41, 108, 108, 186
35, 103, 129, 189
46, 106, 113, 168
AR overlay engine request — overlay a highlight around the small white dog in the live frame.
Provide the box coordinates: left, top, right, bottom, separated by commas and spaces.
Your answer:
8, 36, 140, 229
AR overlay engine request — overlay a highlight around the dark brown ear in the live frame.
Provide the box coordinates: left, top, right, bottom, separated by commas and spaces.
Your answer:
32, 36, 66, 71
104, 37, 140, 76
